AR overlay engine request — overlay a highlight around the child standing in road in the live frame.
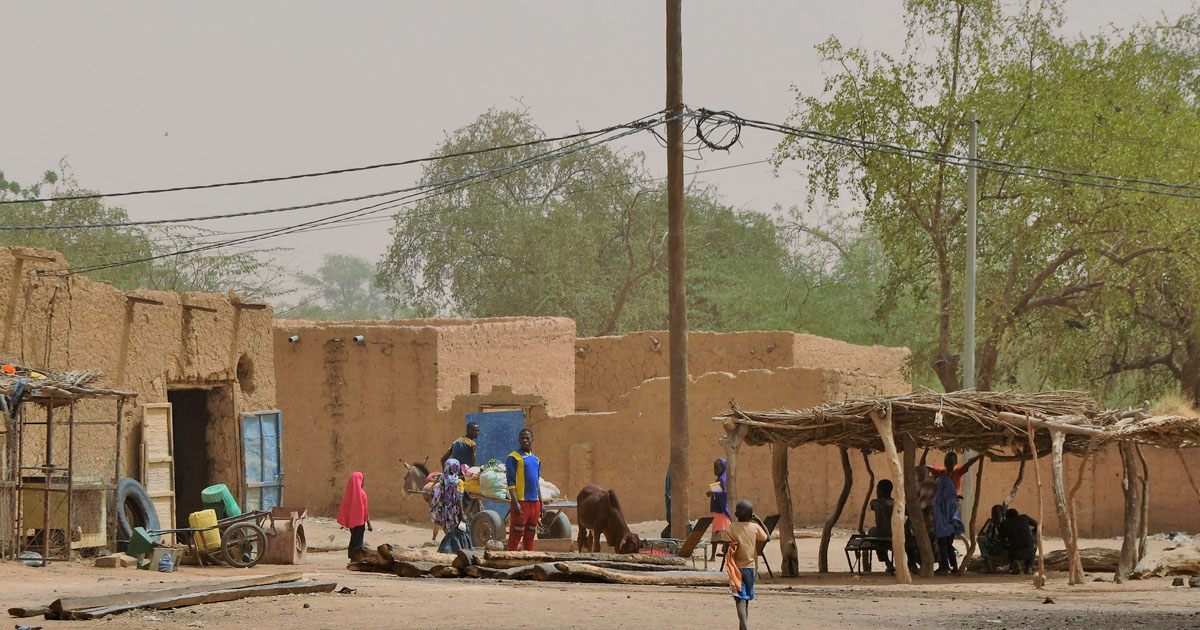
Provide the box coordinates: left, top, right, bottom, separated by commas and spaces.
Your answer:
707, 458, 731, 561
506, 427, 543, 551
337, 471, 372, 559
724, 499, 768, 630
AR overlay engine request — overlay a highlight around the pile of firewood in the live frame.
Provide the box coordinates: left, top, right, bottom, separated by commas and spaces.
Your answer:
348, 544, 727, 586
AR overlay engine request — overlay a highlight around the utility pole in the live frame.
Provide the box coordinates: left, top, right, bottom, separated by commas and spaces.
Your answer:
963, 110, 978, 391
962, 110, 979, 528
666, 0, 690, 539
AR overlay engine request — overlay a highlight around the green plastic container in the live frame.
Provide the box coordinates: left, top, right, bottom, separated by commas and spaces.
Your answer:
201, 483, 242, 519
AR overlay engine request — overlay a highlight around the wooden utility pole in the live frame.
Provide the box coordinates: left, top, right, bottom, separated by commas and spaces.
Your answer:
666, 0, 690, 539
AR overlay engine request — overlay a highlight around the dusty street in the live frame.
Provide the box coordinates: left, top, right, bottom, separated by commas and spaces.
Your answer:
3, 519, 1196, 629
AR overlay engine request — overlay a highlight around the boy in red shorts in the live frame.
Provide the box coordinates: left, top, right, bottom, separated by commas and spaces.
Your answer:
506, 427, 544, 551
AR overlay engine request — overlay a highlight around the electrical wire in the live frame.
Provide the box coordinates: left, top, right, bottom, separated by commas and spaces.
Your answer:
0, 112, 677, 231
0, 110, 670, 207
702, 110, 1200, 200
55, 114, 687, 276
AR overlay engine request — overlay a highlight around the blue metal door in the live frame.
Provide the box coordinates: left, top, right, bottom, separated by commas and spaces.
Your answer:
242, 410, 283, 511
467, 409, 526, 469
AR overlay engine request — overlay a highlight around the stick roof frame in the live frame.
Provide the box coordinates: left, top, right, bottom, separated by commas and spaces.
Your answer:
715, 390, 1200, 457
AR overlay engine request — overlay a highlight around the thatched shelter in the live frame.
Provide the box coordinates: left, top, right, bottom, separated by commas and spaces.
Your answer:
714, 390, 1200, 586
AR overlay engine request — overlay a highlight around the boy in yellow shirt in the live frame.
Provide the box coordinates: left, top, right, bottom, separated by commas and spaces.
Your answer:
724, 500, 768, 630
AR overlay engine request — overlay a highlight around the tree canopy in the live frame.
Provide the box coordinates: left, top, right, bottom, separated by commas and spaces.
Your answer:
775, 0, 1200, 403
377, 109, 790, 337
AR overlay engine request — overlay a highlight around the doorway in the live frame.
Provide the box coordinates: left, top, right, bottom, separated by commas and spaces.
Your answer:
168, 388, 215, 527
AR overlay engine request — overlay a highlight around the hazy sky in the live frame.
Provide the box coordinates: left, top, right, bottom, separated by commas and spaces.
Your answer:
2, 1, 1194, 279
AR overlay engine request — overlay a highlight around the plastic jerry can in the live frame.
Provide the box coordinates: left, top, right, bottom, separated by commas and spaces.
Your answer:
189, 509, 222, 551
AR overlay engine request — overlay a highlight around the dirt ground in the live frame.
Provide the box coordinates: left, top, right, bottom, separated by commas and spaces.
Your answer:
3, 519, 1198, 630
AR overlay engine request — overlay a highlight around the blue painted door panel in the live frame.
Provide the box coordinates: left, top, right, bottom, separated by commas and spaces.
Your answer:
242, 410, 283, 511
467, 410, 526, 470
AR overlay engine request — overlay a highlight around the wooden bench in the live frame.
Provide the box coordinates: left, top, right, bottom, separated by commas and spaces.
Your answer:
844, 534, 891, 573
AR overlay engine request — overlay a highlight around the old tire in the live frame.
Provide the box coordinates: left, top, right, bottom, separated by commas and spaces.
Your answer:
470, 510, 504, 547
540, 510, 572, 539
221, 522, 266, 568
115, 477, 159, 549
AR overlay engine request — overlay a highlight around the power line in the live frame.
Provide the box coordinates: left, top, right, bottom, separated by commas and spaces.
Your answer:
0, 110, 670, 207
705, 110, 1200, 200
56, 114, 684, 276
1, 112, 679, 231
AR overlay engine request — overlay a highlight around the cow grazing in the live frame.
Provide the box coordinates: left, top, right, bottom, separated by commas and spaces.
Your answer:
576, 484, 641, 554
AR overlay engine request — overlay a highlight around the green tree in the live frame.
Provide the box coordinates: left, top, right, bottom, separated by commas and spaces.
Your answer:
282, 254, 410, 320
377, 109, 788, 336
775, 0, 1200, 396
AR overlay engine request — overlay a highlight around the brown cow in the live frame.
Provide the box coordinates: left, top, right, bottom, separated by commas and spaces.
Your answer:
576, 484, 641, 554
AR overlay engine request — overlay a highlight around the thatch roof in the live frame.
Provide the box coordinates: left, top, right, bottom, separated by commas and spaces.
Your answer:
715, 390, 1200, 456
0, 363, 136, 402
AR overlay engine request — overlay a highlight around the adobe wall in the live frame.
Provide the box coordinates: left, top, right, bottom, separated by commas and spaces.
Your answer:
433, 317, 575, 415
574, 331, 799, 412
271, 322, 440, 516
0, 246, 276, 497
575, 331, 911, 412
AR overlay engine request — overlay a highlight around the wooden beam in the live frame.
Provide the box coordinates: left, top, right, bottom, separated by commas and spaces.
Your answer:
819, 446, 853, 573
52, 572, 303, 614
857, 449, 874, 534
125, 295, 164, 306
1003, 457, 1027, 509
12, 251, 58, 262
69, 580, 336, 619
1115, 442, 1142, 583
1027, 418, 1047, 588
719, 423, 747, 510
182, 303, 218, 313
1050, 430, 1082, 585
1136, 445, 1150, 563
868, 406, 910, 584
903, 435, 935, 577
232, 302, 268, 310
771, 443, 799, 576
957, 457, 986, 576
995, 412, 1107, 437
1068, 438, 1096, 580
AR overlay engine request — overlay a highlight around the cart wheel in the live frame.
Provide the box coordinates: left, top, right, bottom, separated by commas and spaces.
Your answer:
469, 510, 504, 547
539, 510, 572, 539
221, 523, 266, 568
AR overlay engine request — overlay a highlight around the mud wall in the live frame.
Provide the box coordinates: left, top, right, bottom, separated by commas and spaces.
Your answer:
792, 334, 911, 396
0, 246, 276, 498
574, 331, 800, 412
272, 323, 440, 517
433, 317, 575, 415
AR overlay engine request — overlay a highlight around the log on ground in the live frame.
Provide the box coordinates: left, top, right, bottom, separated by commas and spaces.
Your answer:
50, 572, 303, 617
553, 563, 727, 586
482, 550, 686, 569
394, 561, 436, 578
68, 580, 338, 620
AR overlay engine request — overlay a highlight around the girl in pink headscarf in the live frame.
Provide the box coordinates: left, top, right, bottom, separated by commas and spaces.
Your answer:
337, 471, 372, 559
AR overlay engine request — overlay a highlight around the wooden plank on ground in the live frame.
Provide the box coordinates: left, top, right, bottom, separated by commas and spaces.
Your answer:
51, 571, 302, 615
7, 605, 51, 618
70, 579, 337, 620
553, 562, 727, 586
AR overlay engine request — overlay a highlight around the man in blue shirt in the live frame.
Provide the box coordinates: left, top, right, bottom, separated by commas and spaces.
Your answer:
505, 427, 543, 551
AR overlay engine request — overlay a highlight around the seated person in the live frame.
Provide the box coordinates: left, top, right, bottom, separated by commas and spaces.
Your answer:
976, 504, 1007, 573
903, 506, 935, 573
1000, 508, 1038, 574
867, 479, 896, 574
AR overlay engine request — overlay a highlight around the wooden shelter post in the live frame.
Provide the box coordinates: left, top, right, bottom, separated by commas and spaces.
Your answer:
902, 435, 935, 577
1174, 447, 1200, 509
1026, 418, 1047, 588
1135, 445, 1150, 563
1002, 458, 1026, 509
819, 447, 853, 573
957, 457, 985, 576
868, 406, 910, 585
719, 423, 747, 510
1115, 441, 1143, 583
771, 443, 798, 576
1067, 438, 1096, 581
1049, 430, 1082, 585
857, 450, 874, 534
